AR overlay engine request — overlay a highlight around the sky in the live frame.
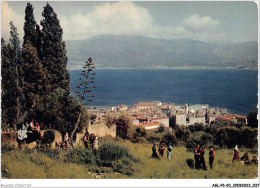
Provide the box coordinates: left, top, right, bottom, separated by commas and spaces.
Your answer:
1, 1, 258, 43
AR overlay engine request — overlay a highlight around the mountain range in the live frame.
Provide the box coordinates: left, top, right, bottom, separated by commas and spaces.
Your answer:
65, 35, 257, 69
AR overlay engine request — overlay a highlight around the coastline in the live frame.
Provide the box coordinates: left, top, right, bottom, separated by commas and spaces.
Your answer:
68, 67, 258, 71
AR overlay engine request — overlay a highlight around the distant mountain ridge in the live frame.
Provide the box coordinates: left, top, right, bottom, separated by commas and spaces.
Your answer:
65, 35, 258, 69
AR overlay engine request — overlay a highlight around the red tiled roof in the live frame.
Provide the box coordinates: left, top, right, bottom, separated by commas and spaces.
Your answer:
216, 116, 233, 121
152, 116, 168, 120
226, 114, 247, 119
135, 104, 156, 107
136, 117, 148, 120
137, 122, 161, 127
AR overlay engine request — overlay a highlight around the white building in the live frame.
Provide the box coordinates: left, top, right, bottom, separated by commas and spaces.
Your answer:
188, 115, 205, 126
137, 122, 161, 130
151, 116, 169, 127
172, 113, 187, 126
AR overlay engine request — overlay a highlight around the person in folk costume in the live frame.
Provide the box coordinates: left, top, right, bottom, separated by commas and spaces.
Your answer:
167, 143, 173, 160
199, 145, 207, 170
158, 142, 165, 157
83, 134, 90, 148
232, 145, 240, 163
240, 152, 250, 165
194, 144, 201, 169
208, 146, 215, 169
250, 156, 258, 166
152, 144, 160, 159
89, 134, 95, 149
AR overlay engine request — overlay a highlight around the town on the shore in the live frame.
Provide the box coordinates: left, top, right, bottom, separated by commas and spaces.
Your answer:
88, 101, 248, 130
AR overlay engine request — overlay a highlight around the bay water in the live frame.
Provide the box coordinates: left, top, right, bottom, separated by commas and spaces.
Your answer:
69, 69, 258, 116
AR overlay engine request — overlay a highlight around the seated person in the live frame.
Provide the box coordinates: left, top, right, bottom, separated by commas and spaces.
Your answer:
240, 152, 250, 165
250, 156, 258, 165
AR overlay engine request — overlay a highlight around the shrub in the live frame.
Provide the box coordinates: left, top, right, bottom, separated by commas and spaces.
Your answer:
247, 111, 258, 128
136, 127, 146, 137
188, 123, 205, 133
174, 125, 191, 142
146, 136, 161, 143
37, 147, 60, 159
64, 147, 96, 165
215, 126, 240, 148
116, 113, 133, 139
1, 144, 15, 153
185, 131, 213, 149
111, 159, 134, 176
98, 143, 129, 162
162, 132, 177, 146
240, 127, 258, 148
157, 125, 165, 133
41, 130, 55, 144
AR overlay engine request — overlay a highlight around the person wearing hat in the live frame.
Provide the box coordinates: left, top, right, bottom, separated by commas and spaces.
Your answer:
209, 146, 215, 169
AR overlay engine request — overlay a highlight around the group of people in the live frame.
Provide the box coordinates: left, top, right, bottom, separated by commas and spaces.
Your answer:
151, 142, 258, 170
17, 121, 41, 142
152, 142, 173, 160
194, 144, 214, 170
233, 145, 258, 165
83, 132, 99, 150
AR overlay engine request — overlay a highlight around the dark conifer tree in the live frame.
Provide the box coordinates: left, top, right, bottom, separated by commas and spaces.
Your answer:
21, 3, 46, 120
41, 3, 70, 95
20, 42, 45, 117
23, 2, 37, 47
1, 38, 17, 130
9, 21, 23, 128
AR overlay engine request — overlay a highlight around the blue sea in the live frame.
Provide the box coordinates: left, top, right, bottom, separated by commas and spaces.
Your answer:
69, 69, 258, 116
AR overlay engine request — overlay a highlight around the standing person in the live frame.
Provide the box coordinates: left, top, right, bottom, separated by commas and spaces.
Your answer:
83, 134, 89, 148
208, 146, 215, 169
232, 145, 240, 162
167, 143, 173, 160
159, 142, 165, 157
152, 144, 160, 159
194, 144, 201, 169
200, 146, 207, 170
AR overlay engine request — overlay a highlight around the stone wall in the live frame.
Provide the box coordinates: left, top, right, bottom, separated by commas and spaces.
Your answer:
1, 130, 62, 149
87, 123, 116, 138
41, 130, 62, 149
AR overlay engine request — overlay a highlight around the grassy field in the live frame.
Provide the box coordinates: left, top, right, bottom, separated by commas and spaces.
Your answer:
1, 139, 258, 179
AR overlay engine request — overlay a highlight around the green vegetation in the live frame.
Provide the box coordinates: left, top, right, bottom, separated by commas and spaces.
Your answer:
1, 2, 88, 135
1, 139, 258, 179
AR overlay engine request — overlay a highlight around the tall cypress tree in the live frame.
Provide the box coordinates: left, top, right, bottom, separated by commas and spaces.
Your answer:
20, 42, 45, 117
23, 2, 37, 47
9, 21, 23, 128
21, 3, 46, 119
1, 38, 17, 130
41, 3, 70, 95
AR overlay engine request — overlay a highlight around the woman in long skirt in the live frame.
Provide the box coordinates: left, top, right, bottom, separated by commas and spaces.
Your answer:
232, 145, 240, 162
167, 144, 173, 160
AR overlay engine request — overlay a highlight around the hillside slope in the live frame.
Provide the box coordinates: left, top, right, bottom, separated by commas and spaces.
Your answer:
66, 35, 257, 69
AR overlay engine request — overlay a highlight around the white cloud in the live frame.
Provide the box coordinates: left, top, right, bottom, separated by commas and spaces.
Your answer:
60, 2, 223, 42
60, 2, 154, 40
182, 13, 220, 33
1, 2, 224, 42
1, 2, 24, 41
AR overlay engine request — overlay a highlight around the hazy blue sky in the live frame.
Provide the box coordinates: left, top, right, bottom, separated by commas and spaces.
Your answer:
1, 1, 258, 42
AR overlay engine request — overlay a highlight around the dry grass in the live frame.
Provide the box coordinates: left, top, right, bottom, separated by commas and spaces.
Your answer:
117, 140, 258, 179
1, 140, 258, 179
